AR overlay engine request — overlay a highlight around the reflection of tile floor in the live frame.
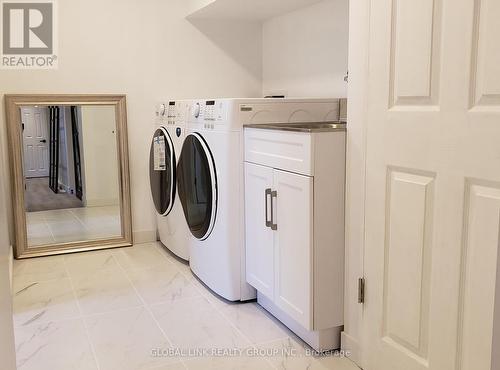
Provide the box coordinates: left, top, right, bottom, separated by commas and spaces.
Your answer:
13, 242, 360, 370
26, 206, 121, 246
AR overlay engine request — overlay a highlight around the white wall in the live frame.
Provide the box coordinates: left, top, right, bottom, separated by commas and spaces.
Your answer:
262, 0, 349, 97
80, 106, 120, 207
0, 0, 262, 245
0, 166, 16, 369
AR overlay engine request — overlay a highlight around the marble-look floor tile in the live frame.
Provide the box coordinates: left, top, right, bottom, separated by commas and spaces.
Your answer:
13, 243, 359, 370
49, 218, 90, 244
150, 296, 250, 351
72, 265, 142, 315
71, 209, 121, 239
85, 307, 175, 370
256, 337, 358, 370
26, 207, 122, 245
113, 243, 168, 271
38, 209, 73, 221
26, 221, 55, 246
188, 277, 233, 311
64, 249, 117, 276
13, 255, 67, 284
218, 302, 289, 344
26, 211, 46, 222
13, 278, 80, 327
127, 262, 200, 305
153, 244, 192, 277
27, 235, 56, 247
183, 354, 274, 370
15, 319, 98, 370
146, 363, 187, 370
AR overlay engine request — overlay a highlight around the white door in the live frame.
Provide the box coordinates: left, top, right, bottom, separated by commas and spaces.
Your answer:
22, 107, 49, 178
363, 0, 500, 369
274, 169, 313, 330
244, 162, 275, 299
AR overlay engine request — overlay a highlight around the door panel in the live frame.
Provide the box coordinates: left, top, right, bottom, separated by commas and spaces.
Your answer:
389, 0, 441, 106
244, 162, 274, 299
457, 182, 500, 370
274, 169, 312, 329
383, 170, 434, 357
22, 107, 49, 178
470, 0, 500, 108
363, 0, 500, 369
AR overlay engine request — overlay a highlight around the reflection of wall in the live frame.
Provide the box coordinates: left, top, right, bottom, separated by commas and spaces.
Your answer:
80, 106, 119, 207
262, 0, 349, 97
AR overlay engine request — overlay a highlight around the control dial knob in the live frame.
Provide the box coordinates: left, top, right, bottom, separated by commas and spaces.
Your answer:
193, 102, 201, 118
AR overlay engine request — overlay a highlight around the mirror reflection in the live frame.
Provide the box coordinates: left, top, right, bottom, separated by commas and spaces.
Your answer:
21, 105, 122, 246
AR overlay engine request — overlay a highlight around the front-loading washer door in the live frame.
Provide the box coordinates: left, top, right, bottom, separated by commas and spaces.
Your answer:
149, 127, 176, 216
177, 132, 217, 240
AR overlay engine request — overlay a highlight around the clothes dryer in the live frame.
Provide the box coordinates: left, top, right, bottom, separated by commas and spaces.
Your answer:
176, 98, 341, 300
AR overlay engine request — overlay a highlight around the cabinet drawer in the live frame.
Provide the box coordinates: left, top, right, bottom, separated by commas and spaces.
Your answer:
244, 128, 313, 176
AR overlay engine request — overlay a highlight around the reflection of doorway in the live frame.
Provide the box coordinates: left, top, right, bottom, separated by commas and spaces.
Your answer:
22, 105, 85, 212
21, 106, 49, 178
48, 106, 60, 193
71, 106, 83, 201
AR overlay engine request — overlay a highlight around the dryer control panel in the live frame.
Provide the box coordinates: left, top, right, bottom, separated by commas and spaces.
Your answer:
204, 100, 227, 122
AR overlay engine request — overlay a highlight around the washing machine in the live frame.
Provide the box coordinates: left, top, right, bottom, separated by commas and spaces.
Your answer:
176, 98, 341, 301
149, 100, 190, 261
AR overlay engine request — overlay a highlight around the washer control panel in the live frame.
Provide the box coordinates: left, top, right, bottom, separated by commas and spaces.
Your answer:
167, 101, 176, 125
189, 100, 227, 129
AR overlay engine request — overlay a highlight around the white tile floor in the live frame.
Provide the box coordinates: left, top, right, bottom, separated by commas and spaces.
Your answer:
12, 242, 360, 370
26, 206, 121, 246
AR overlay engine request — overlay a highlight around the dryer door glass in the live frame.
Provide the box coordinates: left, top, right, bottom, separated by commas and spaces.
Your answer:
177, 133, 217, 240
149, 128, 176, 216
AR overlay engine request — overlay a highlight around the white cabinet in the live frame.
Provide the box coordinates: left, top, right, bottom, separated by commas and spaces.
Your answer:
274, 169, 313, 329
244, 163, 274, 300
245, 163, 313, 328
244, 125, 346, 351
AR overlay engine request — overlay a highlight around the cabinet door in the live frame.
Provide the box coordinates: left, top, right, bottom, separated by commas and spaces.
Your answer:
244, 162, 274, 299
274, 169, 313, 329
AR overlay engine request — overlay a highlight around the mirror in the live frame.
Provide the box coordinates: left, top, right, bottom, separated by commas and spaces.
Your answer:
5, 95, 132, 258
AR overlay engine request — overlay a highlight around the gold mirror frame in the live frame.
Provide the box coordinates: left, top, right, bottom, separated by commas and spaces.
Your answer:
4, 94, 133, 259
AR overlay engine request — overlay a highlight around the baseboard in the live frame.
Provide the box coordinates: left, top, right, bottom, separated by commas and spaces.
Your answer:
85, 198, 120, 207
8, 245, 13, 294
132, 229, 157, 244
341, 331, 362, 368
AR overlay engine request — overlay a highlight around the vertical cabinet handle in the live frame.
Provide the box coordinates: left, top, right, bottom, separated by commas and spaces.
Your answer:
270, 190, 277, 231
265, 188, 272, 228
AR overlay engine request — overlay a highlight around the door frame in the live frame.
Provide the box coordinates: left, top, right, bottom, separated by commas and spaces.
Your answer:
340, 0, 370, 367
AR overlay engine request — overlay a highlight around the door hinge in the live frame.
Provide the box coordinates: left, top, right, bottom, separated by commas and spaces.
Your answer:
358, 277, 365, 304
